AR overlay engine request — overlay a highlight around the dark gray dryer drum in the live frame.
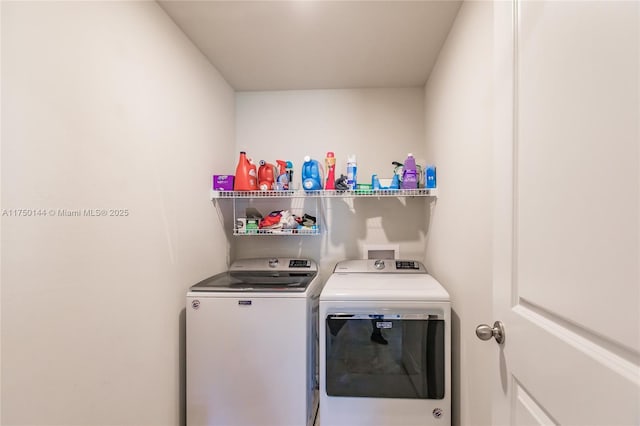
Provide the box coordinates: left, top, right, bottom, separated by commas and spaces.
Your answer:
325, 313, 445, 399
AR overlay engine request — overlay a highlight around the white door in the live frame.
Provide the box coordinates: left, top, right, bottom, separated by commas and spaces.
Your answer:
491, 1, 640, 425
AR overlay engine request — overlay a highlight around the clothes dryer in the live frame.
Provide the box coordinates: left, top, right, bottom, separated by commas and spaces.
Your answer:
187, 258, 321, 426
320, 259, 450, 426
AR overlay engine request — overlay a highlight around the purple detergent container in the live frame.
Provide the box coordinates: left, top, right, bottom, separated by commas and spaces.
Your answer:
401, 153, 418, 189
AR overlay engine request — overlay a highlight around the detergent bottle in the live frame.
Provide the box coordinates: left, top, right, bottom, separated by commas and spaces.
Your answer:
234, 151, 258, 191
301, 156, 323, 191
401, 153, 418, 189
325, 152, 336, 190
275, 160, 289, 190
258, 160, 276, 191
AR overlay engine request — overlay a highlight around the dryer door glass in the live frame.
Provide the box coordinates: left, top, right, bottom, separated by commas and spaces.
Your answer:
325, 313, 444, 399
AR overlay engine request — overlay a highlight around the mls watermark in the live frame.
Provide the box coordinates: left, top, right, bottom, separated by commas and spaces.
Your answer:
2, 208, 130, 217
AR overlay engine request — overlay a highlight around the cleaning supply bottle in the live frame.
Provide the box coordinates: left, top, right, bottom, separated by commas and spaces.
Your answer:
325, 152, 336, 190
301, 156, 323, 191
347, 155, 357, 190
234, 151, 258, 191
371, 174, 381, 190
425, 164, 437, 188
285, 161, 294, 190
258, 160, 276, 191
401, 153, 418, 189
275, 160, 289, 190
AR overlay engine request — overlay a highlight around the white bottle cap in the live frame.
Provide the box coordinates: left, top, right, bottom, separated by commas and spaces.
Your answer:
304, 155, 311, 162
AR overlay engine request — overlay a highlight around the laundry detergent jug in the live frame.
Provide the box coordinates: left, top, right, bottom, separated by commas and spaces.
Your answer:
234, 151, 258, 191
401, 153, 418, 189
258, 160, 276, 191
301, 156, 323, 191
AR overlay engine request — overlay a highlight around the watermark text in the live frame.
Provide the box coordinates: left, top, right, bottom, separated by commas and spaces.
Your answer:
2, 208, 130, 217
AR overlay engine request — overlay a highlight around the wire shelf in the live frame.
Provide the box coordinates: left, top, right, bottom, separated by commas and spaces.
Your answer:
213, 187, 436, 237
233, 228, 321, 236
211, 188, 437, 199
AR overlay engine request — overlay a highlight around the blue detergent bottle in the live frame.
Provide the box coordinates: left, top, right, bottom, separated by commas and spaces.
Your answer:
301, 156, 323, 191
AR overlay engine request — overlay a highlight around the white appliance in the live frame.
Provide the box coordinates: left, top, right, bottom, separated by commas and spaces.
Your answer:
319, 259, 451, 426
187, 258, 321, 426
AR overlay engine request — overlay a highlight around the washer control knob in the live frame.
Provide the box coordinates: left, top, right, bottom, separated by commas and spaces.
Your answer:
268, 258, 279, 268
374, 259, 385, 270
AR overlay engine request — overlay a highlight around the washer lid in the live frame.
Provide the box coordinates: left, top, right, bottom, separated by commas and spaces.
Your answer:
190, 270, 317, 293
321, 272, 450, 301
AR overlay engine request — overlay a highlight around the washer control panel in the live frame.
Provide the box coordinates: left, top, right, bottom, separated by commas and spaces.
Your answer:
289, 259, 311, 268
231, 258, 317, 272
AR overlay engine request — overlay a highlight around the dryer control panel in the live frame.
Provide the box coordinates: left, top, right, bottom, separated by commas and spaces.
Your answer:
333, 259, 427, 274
395, 260, 420, 270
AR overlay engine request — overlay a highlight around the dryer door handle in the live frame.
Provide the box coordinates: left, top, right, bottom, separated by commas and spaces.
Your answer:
327, 313, 443, 320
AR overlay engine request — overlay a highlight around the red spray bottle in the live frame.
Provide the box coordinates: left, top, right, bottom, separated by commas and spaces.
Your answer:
325, 151, 336, 190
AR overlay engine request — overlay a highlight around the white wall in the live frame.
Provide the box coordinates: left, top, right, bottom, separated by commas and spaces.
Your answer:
1, 2, 234, 425
423, 2, 493, 426
234, 88, 429, 277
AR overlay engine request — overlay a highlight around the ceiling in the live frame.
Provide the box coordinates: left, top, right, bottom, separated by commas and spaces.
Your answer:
158, 1, 463, 91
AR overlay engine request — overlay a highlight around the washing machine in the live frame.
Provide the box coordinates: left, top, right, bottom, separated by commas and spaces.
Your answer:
187, 258, 321, 426
319, 259, 450, 426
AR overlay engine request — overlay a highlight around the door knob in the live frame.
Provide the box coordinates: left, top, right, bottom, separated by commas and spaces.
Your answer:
475, 321, 505, 344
